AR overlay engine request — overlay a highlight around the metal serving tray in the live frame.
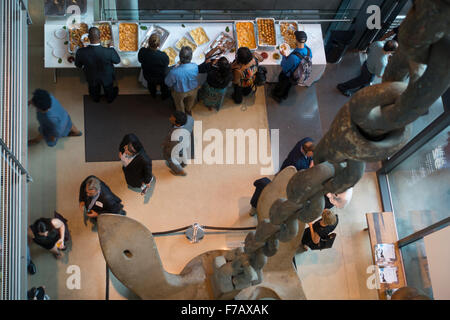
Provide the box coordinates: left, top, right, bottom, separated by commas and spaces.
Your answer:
278, 20, 299, 48
174, 34, 198, 52
234, 20, 257, 50
118, 22, 139, 52
255, 17, 277, 48
92, 21, 114, 48
188, 26, 210, 46
209, 31, 236, 54
140, 25, 170, 49
67, 22, 90, 54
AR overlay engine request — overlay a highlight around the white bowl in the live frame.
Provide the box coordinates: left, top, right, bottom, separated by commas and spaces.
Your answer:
52, 48, 66, 59
54, 28, 67, 40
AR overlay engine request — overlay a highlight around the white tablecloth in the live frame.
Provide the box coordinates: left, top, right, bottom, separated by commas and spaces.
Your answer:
44, 20, 326, 86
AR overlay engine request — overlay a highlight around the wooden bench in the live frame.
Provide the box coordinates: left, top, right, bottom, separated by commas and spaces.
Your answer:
365, 212, 407, 300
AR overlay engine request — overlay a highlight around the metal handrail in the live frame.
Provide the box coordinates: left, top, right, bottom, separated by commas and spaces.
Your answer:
1, 0, 29, 300
17, 0, 32, 25
0, 139, 32, 182
398, 217, 450, 248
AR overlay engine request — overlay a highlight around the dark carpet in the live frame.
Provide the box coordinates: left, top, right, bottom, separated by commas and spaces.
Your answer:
264, 83, 324, 171
84, 94, 178, 162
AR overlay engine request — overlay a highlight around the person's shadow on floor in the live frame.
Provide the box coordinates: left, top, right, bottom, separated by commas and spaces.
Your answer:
127, 175, 156, 204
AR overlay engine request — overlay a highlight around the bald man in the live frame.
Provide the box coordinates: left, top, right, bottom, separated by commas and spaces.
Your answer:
75, 27, 121, 103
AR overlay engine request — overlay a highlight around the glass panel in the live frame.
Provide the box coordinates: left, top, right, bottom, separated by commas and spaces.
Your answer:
406, 98, 444, 145
387, 126, 450, 239
400, 239, 433, 298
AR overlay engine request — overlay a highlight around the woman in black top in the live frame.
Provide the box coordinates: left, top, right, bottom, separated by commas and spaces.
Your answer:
138, 33, 170, 100
198, 54, 232, 111
119, 134, 153, 194
28, 212, 70, 258
301, 209, 338, 250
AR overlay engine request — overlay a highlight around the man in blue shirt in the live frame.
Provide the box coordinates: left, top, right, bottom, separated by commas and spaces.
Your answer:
337, 40, 398, 97
279, 137, 315, 172
272, 31, 312, 103
165, 46, 199, 115
28, 89, 82, 147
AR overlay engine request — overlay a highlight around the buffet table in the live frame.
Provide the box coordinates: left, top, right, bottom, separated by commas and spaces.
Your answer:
45, 16, 326, 86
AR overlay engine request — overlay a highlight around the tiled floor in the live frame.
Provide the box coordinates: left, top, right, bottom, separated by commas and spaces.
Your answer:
27, 0, 381, 300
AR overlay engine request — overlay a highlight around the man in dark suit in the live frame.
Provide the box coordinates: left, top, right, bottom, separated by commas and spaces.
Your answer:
75, 27, 121, 103
79, 175, 125, 218
279, 137, 315, 172
119, 134, 153, 194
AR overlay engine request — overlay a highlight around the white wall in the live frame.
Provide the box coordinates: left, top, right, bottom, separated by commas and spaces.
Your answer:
424, 226, 450, 300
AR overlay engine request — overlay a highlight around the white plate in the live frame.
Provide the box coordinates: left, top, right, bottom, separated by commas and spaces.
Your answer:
54, 28, 67, 40
52, 48, 66, 59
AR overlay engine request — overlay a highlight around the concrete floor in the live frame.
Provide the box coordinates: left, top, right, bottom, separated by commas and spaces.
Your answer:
27, 0, 380, 300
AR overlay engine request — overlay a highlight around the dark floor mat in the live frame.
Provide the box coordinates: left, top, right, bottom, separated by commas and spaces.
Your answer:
84, 94, 193, 162
264, 84, 323, 171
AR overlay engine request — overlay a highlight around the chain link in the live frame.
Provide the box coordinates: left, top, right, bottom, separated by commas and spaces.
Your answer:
213, 0, 450, 295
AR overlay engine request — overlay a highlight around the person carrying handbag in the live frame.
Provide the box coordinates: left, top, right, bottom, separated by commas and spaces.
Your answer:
231, 47, 264, 104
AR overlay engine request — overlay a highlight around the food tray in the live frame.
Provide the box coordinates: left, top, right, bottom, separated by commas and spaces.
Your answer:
44, 0, 67, 17
234, 21, 257, 50
163, 47, 178, 67
209, 32, 236, 54
67, 22, 89, 54
255, 18, 277, 47
140, 25, 170, 49
118, 22, 139, 52
279, 21, 299, 49
189, 27, 210, 46
175, 36, 197, 52
92, 21, 114, 48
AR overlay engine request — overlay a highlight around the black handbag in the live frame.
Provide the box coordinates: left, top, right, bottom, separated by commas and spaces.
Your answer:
319, 232, 337, 250
253, 57, 267, 88
254, 65, 267, 87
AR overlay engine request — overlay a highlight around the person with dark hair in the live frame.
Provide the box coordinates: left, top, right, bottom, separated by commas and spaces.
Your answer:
75, 27, 121, 103
198, 50, 232, 111
119, 134, 153, 195
138, 33, 170, 100
380, 26, 399, 42
162, 111, 194, 176
337, 40, 398, 97
164, 46, 199, 115
28, 89, 82, 146
27, 286, 50, 300
79, 175, 126, 219
272, 31, 312, 102
231, 47, 264, 104
279, 137, 315, 172
28, 212, 70, 258
249, 177, 272, 216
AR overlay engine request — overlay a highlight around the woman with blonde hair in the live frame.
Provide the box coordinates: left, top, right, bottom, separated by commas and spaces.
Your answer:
300, 209, 338, 251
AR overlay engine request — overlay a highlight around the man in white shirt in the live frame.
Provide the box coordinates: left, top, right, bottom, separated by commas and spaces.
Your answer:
337, 40, 398, 97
